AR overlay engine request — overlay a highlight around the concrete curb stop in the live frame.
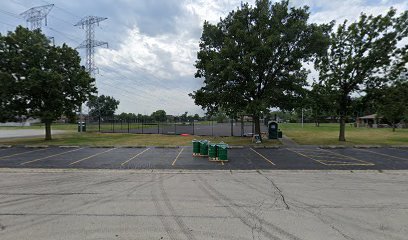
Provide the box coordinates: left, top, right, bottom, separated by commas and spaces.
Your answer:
228, 146, 244, 149
59, 145, 80, 148
253, 145, 280, 149
89, 146, 115, 148
390, 145, 408, 149
0, 145, 12, 148
154, 146, 180, 149
120, 145, 148, 148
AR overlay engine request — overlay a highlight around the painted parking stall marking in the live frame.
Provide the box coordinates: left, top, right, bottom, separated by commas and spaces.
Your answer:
287, 148, 374, 166
172, 148, 184, 166
20, 147, 84, 165
69, 148, 116, 166
355, 148, 408, 161
250, 148, 276, 166
120, 148, 150, 166
0, 148, 47, 160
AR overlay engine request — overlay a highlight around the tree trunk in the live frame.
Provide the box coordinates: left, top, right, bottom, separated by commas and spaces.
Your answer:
254, 115, 261, 137
392, 121, 395, 132
339, 114, 346, 141
45, 121, 52, 141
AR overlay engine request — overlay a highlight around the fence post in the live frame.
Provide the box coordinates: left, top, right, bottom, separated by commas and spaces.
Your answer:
174, 121, 176, 135
142, 118, 144, 134
128, 119, 130, 133
157, 121, 160, 134
231, 118, 234, 136
211, 120, 214, 136
192, 121, 194, 135
112, 116, 115, 133
98, 116, 101, 132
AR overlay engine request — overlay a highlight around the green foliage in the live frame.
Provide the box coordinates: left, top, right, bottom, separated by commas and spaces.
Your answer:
117, 112, 137, 120
151, 109, 167, 122
375, 82, 408, 131
87, 95, 120, 117
190, 0, 332, 134
315, 9, 408, 141
0, 26, 96, 139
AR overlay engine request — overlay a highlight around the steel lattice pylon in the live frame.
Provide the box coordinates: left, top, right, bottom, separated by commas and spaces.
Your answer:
20, 4, 54, 30
75, 16, 108, 76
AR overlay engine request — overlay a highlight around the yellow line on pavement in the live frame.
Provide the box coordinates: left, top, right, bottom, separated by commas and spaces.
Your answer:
172, 148, 184, 166
0, 148, 47, 160
286, 148, 329, 165
250, 148, 275, 166
69, 148, 115, 166
20, 148, 84, 165
356, 148, 408, 161
121, 148, 150, 166
320, 149, 375, 165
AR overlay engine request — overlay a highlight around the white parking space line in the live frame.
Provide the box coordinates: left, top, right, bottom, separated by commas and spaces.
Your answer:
250, 148, 275, 166
172, 148, 184, 166
120, 148, 150, 166
0, 148, 47, 160
69, 148, 116, 166
318, 149, 374, 165
20, 148, 84, 165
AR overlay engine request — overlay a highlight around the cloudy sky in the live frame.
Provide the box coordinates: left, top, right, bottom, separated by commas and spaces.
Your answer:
1, 0, 407, 116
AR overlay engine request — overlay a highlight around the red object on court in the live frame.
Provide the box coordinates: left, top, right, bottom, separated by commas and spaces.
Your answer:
180, 134, 190, 136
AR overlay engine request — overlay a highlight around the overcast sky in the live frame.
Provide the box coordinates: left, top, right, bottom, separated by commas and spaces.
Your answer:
1, 0, 407, 116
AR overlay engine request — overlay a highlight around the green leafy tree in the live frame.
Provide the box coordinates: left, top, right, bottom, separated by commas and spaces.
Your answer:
376, 82, 408, 131
0, 26, 96, 140
190, 0, 332, 137
306, 82, 335, 126
315, 9, 408, 141
151, 110, 167, 122
87, 95, 120, 118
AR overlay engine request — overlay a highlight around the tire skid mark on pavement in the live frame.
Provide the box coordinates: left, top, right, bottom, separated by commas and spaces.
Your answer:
159, 174, 197, 240
151, 175, 178, 240
196, 175, 301, 240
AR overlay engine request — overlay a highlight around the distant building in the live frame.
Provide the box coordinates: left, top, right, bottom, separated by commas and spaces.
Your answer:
356, 114, 383, 128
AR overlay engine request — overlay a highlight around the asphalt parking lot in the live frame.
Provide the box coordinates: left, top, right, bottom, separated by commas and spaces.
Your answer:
0, 146, 407, 170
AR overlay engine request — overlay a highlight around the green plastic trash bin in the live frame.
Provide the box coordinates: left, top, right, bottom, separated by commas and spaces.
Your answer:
77, 122, 86, 132
192, 140, 200, 155
208, 143, 217, 159
217, 143, 228, 161
200, 140, 209, 156
278, 131, 283, 138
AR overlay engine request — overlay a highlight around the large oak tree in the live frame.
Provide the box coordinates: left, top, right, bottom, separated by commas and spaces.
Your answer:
0, 26, 96, 140
190, 0, 332, 136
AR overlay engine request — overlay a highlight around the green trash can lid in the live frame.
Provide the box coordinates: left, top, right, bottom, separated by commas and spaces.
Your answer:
192, 139, 199, 143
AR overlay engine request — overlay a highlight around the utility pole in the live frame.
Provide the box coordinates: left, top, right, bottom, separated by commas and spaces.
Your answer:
20, 4, 54, 30
75, 16, 108, 132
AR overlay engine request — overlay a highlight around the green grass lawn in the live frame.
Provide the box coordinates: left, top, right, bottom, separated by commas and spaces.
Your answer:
279, 123, 408, 145
0, 132, 280, 147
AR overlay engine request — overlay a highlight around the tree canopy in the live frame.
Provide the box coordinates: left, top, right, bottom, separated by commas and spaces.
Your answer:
0, 26, 96, 140
151, 110, 167, 122
87, 95, 120, 118
315, 9, 408, 141
190, 0, 332, 135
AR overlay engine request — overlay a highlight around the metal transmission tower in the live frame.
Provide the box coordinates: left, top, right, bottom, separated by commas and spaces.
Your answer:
20, 4, 54, 30
74, 16, 108, 76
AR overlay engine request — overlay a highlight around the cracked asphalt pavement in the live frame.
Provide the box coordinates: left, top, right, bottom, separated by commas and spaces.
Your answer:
0, 169, 407, 240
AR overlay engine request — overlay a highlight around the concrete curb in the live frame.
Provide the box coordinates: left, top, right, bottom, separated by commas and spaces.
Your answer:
59, 145, 80, 148
24, 145, 49, 148
0, 145, 12, 148
390, 145, 408, 149
120, 145, 148, 148
353, 145, 382, 149
154, 146, 180, 149
89, 146, 115, 148
319, 145, 348, 149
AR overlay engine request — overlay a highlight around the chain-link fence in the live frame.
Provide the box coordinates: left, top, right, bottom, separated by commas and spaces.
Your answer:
84, 117, 268, 137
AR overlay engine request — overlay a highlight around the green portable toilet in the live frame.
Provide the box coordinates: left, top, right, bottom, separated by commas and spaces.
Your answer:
192, 140, 200, 155
200, 140, 209, 156
208, 143, 217, 160
217, 143, 228, 161
268, 121, 278, 139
